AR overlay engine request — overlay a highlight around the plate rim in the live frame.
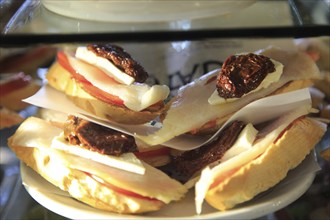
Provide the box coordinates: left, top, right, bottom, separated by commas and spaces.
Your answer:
41, 0, 257, 23
20, 153, 317, 219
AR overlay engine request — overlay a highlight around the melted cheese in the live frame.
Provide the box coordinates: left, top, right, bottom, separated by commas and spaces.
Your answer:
208, 59, 284, 105
76, 47, 135, 85
67, 54, 170, 112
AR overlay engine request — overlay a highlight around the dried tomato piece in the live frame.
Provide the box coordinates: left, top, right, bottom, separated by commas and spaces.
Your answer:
87, 44, 148, 83
64, 115, 137, 156
171, 120, 245, 182
216, 53, 275, 99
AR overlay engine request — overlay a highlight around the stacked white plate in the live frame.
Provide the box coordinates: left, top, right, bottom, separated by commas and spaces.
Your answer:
42, 0, 256, 22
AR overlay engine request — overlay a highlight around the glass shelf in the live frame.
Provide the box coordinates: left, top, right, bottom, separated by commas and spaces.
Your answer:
0, 0, 329, 46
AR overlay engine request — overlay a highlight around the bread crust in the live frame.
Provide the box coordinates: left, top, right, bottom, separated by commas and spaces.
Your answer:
46, 62, 165, 124
205, 117, 326, 211
8, 142, 165, 214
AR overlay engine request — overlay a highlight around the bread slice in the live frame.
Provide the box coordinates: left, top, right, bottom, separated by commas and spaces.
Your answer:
10, 143, 165, 213
205, 117, 326, 210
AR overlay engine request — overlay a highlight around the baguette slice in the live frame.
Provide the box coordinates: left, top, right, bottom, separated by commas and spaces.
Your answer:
46, 62, 166, 124
12, 144, 166, 213
205, 117, 326, 211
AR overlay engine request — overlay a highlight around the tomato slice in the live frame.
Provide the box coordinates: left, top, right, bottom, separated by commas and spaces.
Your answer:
56, 51, 124, 106
86, 172, 159, 202
57, 51, 91, 85
82, 83, 124, 106
274, 116, 303, 144
0, 72, 31, 96
103, 180, 159, 201
209, 167, 241, 189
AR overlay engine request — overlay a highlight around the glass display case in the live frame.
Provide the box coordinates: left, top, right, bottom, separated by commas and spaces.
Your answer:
1, 0, 329, 219
1, 0, 329, 45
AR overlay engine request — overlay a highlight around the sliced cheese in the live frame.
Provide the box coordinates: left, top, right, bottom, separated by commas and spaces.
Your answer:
195, 105, 312, 214
51, 133, 145, 175
220, 123, 258, 162
208, 58, 284, 105
76, 47, 135, 85
195, 166, 213, 215
67, 53, 170, 112
10, 117, 62, 148
11, 117, 145, 174
51, 150, 187, 203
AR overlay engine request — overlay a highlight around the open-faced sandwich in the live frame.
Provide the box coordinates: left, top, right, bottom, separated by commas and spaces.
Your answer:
45, 44, 170, 124
0, 72, 41, 111
137, 46, 322, 144
134, 46, 327, 212
0, 46, 56, 128
8, 115, 186, 214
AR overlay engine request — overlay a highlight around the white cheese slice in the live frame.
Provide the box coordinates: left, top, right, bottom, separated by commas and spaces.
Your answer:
48, 148, 187, 203
195, 166, 212, 215
208, 58, 284, 105
10, 117, 62, 149
51, 133, 145, 175
76, 47, 135, 85
220, 123, 258, 162
11, 117, 145, 174
67, 53, 170, 112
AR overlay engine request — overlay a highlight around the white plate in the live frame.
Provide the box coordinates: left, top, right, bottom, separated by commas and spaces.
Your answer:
20, 153, 318, 219
42, 0, 256, 22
